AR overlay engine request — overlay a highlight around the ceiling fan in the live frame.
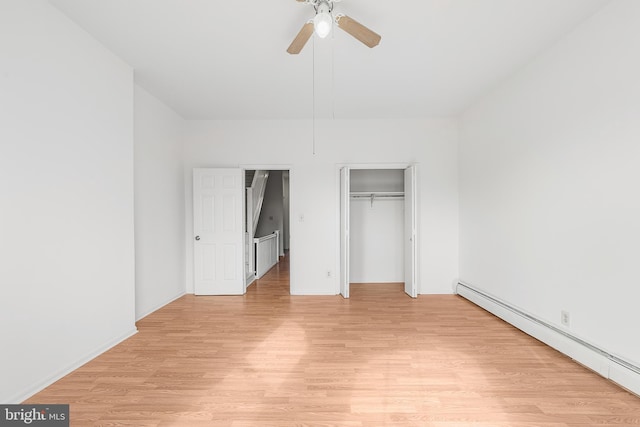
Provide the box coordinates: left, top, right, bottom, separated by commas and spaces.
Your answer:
287, 0, 381, 54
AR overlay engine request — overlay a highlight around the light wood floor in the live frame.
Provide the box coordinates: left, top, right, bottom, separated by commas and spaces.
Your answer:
26, 255, 640, 426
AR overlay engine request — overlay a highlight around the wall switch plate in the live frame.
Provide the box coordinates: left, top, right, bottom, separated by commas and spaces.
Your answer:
561, 310, 571, 327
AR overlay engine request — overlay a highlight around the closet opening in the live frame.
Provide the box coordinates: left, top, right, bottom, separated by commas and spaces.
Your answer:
340, 165, 417, 299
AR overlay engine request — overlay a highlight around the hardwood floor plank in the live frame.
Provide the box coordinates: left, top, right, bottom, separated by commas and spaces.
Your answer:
24, 254, 640, 425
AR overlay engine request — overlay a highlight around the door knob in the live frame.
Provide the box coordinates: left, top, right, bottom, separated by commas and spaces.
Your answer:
195, 236, 200, 241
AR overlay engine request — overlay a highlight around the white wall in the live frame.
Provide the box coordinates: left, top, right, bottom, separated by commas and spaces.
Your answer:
0, 0, 136, 403
184, 119, 459, 295
256, 170, 285, 241
460, 0, 640, 367
134, 86, 186, 320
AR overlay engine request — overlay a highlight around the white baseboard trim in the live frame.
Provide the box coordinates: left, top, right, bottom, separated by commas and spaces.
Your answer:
291, 290, 337, 296
9, 328, 138, 403
136, 291, 186, 321
456, 281, 640, 397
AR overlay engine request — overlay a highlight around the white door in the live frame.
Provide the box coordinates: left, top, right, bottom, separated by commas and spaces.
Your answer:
404, 166, 417, 298
193, 168, 244, 295
340, 167, 350, 298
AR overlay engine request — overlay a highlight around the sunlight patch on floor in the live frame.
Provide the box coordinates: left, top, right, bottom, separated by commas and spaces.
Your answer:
244, 321, 308, 388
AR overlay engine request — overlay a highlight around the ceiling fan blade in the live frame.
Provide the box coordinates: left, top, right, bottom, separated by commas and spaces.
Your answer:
336, 15, 381, 48
287, 22, 314, 54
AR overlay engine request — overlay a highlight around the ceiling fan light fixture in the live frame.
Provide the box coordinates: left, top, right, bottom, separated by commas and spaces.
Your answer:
314, 2, 333, 38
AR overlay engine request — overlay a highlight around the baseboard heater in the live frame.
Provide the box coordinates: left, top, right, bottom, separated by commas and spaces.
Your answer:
456, 281, 640, 397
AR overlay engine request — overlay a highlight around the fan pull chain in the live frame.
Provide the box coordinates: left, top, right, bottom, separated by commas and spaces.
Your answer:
332, 28, 335, 120
312, 35, 316, 156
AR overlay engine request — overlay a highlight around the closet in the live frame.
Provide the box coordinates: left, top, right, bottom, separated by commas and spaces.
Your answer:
339, 166, 417, 299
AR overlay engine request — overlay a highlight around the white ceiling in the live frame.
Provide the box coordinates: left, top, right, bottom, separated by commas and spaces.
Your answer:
50, 0, 609, 119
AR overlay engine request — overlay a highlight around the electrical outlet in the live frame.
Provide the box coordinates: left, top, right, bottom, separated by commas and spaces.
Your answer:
561, 310, 571, 327
327, 270, 332, 278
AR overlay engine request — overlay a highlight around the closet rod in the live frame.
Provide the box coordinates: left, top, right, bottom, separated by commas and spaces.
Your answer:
350, 192, 404, 207
350, 191, 404, 198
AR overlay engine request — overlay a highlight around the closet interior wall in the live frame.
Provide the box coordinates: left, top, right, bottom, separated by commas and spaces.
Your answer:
349, 169, 405, 284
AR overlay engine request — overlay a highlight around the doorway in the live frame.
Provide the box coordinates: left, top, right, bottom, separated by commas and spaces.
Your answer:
243, 167, 291, 293
339, 165, 417, 299
192, 167, 292, 296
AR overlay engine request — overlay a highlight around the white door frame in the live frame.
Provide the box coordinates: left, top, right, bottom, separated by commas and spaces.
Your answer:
340, 167, 350, 298
336, 163, 419, 297
241, 164, 294, 294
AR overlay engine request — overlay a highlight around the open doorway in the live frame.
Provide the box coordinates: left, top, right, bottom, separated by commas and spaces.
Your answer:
244, 169, 291, 292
